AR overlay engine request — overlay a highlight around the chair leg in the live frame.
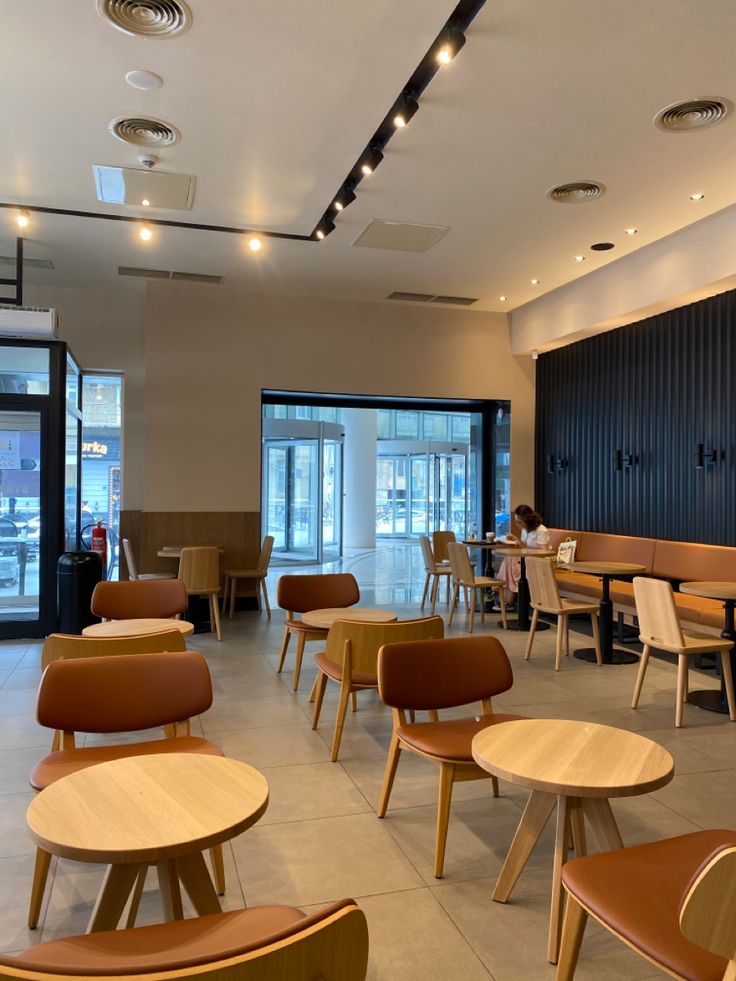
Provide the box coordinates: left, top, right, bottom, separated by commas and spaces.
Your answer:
555, 894, 588, 981
564, 618, 570, 657
554, 614, 565, 671
221, 575, 230, 615
590, 613, 602, 665
676, 654, 688, 727
377, 732, 402, 817
277, 627, 291, 673
446, 574, 450, 605
631, 644, 651, 708
209, 845, 226, 896
499, 588, 507, 630
435, 763, 455, 878
720, 650, 736, 721
448, 584, 460, 626
421, 573, 430, 610
254, 577, 262, 614
524, 608, 539, 660
331, 682, 352, 762
293, 632, 307, 691
469, 588, 476, 634
261, 578, 271, 617
311, 671, 328, 729
28, 848, 52, 929
210, 593, 223, 641
351, 691, 358, 712
430, 575, 439, 615
229, 576, 238, 619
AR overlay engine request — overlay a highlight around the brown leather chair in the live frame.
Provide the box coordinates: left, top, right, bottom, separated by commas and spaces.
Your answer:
377, 635, 524, 877
0, 898, 369, 981
311, 616, 444, 762
276, 573, 360, 690
557, 830, 736, 980
28, 652, 223, 929
91, 579, 188, 621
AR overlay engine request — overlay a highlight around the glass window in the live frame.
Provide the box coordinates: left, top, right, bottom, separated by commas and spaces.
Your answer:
66, 355, 80, 409
495, 402, 511, 536
395, 410, 419, 439
82, 375, 122, 579
451, 414, 471, 442
377, 409, 392, 439
423, 413, 448, 440
0, 411, 41, 622
0, 344, 50, 395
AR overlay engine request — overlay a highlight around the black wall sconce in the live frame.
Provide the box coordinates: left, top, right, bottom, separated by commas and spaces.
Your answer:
547, 454, 568, 473
613, 449, 636, 471
694, 443, 720, 468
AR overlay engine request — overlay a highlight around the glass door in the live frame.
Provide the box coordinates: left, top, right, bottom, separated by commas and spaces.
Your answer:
376, 457, 407, 537
263, 439, 320, 561
409, 455, 429, 535
322, 438, 342, 559
430, 449, 469, 539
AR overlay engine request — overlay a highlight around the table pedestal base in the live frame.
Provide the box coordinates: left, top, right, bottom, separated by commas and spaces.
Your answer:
687, 689, 731, 715
574, 647, 639, 666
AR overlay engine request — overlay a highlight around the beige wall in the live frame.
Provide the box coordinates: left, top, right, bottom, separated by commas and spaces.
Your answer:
144, 282, 536, 512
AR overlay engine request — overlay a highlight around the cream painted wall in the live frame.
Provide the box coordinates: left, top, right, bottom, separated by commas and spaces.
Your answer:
144, 282, 536, 513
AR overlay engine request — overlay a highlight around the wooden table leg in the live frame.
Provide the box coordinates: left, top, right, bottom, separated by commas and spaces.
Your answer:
87, 864, 142, 933
581, 798, 624, 852
548, 796, 575, 964
156, 860, 184, 922
124, 866, 148, 929
175, 851, 222, 916
492, 789, 556, 902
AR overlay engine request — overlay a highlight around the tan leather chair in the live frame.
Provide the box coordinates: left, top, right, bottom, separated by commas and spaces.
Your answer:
122, 538, 175, 581
0, 898, 369, 981
312, 616, 444, 762
632, 577, 736, 727
525, 556, 601, 669
222, 535, 274, 619
377, 635, 524, 878
28, 652, 223, 929
419, 535, 451, 614
91, 579, 188, 621
556, 830, 736, 980
178, 547, 222, 641
447, 542, 507, 632
276, 573, 360, 690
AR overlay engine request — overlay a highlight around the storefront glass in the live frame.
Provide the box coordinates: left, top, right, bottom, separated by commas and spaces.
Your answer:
81, 375, 122, 579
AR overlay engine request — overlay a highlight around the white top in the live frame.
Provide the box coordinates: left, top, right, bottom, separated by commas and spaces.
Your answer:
521, 524, 550, 549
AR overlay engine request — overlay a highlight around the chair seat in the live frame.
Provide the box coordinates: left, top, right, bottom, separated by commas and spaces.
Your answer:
314, 651, 377, 688
433, 565, 452, 575
398, 713, 525, 762
6, 906, 307, 975
533, 598, 598, 615
680, 630, 733, 653
460, 576, 503, 588
224, 568, 264, 578
285, 616, 328, 634
563, 830, 736, 981
31, 736, 223, 791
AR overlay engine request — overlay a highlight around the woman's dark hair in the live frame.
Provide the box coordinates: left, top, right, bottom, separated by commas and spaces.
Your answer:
514, 504, 543, 530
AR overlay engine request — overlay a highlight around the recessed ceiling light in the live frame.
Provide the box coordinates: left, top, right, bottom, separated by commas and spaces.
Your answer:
530, 279, 540, 285
498, 295, 508, 302
573, 255, 585, 262
624, 227, 638, 235
125, 70, 163, 91
248, 237, 262, 252
690, 193, 705, 201
139, 225, 153, 242
16, 209, 29, 230
142, 199, 150, 207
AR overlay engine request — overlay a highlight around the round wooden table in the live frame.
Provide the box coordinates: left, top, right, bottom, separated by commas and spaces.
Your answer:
472, 719, 673, 964
27, 754, 269, 933
566, 561, 646, 664
83, 618, 194, 639
493, 547, 557, 631
301, 607, 398, 630
680, 581, 736, 715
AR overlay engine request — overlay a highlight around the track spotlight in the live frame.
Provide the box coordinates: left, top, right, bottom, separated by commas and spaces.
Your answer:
16, 209, 30, 230
315, 216, 336, 240
333, 187, 356, 212
436, 25, 466, 64
360, 147, 384, 176
393, 93, 419, 128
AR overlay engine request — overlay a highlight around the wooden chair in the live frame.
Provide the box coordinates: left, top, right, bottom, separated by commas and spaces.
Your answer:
432, 530, 456, 564
377, 635, 524, 878
28, 651, 224, 929
178, 547, 223, 641
631, 576, 736, 727
41, 630, 187, 671
525, 556, 601, 670
419, 535, 451, 614
276, 573, 360, 690
1, 898, 369, 981
312, 616, 444, 762
222, 535, 274, 619
122, 538, 175, 581
447, 542, 507, 632
91, 579, 188, 621
556, 830, 736, 980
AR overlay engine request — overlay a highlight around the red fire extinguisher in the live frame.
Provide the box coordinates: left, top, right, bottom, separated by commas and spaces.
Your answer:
91, 521, 108, 573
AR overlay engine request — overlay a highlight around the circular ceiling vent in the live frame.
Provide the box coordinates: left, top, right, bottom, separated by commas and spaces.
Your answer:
97, 0, 192, 38
547, 181, 605, 203
109, 115, 180, 147
655, 98, 731, 132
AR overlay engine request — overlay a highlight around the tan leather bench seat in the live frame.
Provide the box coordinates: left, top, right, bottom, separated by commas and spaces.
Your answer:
555, 570, 601, 598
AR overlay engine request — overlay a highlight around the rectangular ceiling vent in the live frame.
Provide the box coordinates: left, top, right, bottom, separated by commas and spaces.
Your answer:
354, 220, 450, 253
0, 255, 54, 269
118, 267, 222, 284
93, 165, 196, 211
387, 291, 478, 306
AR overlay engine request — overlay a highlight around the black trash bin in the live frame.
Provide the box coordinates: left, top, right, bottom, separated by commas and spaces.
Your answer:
57, 551, 103, 635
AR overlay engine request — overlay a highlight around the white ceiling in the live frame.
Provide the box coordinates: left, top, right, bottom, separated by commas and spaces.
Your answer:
2, 0, 736, 311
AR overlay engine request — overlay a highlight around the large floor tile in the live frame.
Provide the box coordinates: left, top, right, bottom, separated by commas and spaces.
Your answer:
650, 769, 736, 828
212, 724, 331, 767
201, 694, 310, 733
257, 762, 371, 825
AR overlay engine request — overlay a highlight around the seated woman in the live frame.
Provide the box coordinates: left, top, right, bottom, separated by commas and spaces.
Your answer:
498, 504, 550, 604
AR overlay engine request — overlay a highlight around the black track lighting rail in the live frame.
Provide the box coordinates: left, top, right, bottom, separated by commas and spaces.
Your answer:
0, 0, 487, 246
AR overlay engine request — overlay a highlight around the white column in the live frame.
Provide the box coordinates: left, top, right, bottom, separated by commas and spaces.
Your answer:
342, 408, 377, 548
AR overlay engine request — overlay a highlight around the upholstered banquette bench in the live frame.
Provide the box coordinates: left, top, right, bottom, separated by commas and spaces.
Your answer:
546, 529, 736, 636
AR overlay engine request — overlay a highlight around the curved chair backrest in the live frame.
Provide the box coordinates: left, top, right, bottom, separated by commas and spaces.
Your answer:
41, 630, 186, 671
325, 616, 444, 676
258, 535, 275, 575
447, 542, 474, 585
419, 535, 436, 574
432, 530, 456, 563
277, 573, 360, 615
179, 547, 220, 592
680, 845, 736, 964
379, 635, 514, 711
121, 539, 138, 580
91, 579, 188, 620
633, 576, 685, 649
37, 651, 213, 735
526, 556, 561, 610
0, 899, 369, 981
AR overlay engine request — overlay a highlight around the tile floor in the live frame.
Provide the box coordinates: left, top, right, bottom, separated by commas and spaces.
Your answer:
0, 545, 733, 979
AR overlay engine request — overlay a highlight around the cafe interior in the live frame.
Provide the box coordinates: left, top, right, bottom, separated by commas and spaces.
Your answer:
0, 1, 736, 979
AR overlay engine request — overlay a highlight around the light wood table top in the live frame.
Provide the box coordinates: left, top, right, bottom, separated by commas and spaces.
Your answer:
83, 618, 194, 639
680, 581, 736, 602
301, 607, 398, 630
566, 560, 646, 576
158, 547, 225, 558
492, 547, 557, 558
472, 719, 673, 798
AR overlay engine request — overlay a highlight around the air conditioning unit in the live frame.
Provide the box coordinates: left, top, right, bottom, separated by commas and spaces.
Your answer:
0, 305, 58, 339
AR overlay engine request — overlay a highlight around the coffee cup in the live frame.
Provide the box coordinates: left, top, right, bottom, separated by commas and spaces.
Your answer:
485, 532, 495, 542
